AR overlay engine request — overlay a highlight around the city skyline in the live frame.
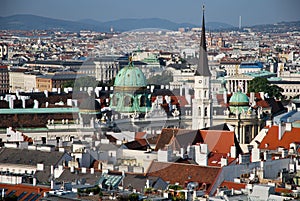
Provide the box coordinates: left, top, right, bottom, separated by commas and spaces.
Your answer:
1, 0, 300, 27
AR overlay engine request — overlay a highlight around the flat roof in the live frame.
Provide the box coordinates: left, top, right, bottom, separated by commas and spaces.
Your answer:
0, 107, 79, 114
245, 70, 276, 78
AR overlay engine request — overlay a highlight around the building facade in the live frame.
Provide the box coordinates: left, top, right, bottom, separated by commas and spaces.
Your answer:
0, 66, 9, 94
9, 71, 37, 93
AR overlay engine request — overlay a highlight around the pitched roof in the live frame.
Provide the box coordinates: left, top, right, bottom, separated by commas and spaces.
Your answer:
135, 131, 146, 140
0, 148, 67, 167
207, 153, 236, 167
219, 181, 246, 191
154, 128, 201, 151
122, 174, 168, 192
56, 168, 102, 185
124, 139, 149, 150
200, 130, 236, 154
258, 125, 300, 150
0, 183, 50, 201
146, 161, 221, 194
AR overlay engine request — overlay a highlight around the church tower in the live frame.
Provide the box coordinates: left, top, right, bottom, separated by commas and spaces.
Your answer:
192, 6, 212, 129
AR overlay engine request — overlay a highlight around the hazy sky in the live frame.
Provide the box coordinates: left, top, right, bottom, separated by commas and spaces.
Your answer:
1, 0, 300, 26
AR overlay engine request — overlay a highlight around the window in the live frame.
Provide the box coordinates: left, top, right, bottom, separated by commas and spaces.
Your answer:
198, 107, 201, 116
124, 96, 133, 107
140, 95, 146, 107
204, 107, 208, 117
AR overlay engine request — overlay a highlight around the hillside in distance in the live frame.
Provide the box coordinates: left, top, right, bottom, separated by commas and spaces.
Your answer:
0, 14, 234, 32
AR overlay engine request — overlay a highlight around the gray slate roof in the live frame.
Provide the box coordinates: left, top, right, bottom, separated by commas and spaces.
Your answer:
0, 147, 67, 167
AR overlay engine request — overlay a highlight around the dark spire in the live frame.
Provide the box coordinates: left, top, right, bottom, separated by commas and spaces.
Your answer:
195, 5, 211, 76
200, 5, 207, 52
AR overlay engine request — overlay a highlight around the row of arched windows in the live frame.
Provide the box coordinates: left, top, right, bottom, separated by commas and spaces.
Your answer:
198, 106, 208, 117
111, 94, 148, 107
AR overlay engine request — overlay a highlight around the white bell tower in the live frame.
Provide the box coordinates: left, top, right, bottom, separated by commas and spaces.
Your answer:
192, 5, 212, 130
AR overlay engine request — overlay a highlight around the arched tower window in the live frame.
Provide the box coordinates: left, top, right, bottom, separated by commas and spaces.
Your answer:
204, 107, 208, 117
124, 96, 133, 107
198, 106, 201, 116
140, 95, 146, 107
111, 95, 117, 106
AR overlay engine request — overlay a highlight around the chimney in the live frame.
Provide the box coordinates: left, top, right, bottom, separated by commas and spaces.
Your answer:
33, 100, 39, 108
278, 122, 285, 140
221, 157, 228, 167
250, 92, 255, 104
281, 149, 288, 158
9, 96, 14, 109
81, 167, 87, 174
50, 165, 54, 175
44, 90, 48, 98
259, 92, 265, 100
251, 147, 261, 162
223, 90, 227, 104
33, 178, 37, 186
266, 120, 272, 127
150, 85, 155, 93
263, 151, 271, 161
230, 146, 236, 158
51, 180, 54, 190
195, 144, 208, 166
95, 87, 100, 97
70, 166, 75, 173
21, 96, 26, 108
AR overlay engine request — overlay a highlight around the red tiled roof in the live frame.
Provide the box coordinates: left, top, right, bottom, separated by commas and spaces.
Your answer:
135, 132, 146, 140
275, 187, 293, 193
124, 139, 149, 150
146, 161, 221, 194
219, 181, 246, 191
255, 99, 270, 108
207, 153, 236, 167
259, 125, 300, 150
200, 130, 235, 154
0, 183, 50, 201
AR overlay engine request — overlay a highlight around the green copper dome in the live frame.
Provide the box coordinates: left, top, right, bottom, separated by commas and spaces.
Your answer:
229, 91, 249, 105
114, 62, 147, 88
229, 91, 249, 114
110, 59, 151, 114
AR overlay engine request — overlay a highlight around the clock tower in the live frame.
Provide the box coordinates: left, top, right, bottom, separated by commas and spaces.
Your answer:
192, 5, 212, 129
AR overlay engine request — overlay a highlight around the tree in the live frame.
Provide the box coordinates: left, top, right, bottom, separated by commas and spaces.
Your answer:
248, 77, 284, 99
61, 80, 74, 89
129, 193, 139, 201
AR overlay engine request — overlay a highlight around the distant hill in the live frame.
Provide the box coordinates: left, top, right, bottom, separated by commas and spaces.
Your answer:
0, 14, 109, 32
0, 14, 234, 32
245, 21, 300, 33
